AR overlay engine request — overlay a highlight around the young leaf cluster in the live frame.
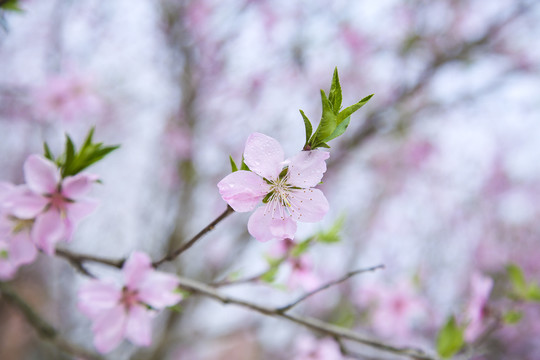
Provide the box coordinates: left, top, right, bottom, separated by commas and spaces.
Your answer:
436, 315, 465, 358
229, 155, 249, 173
315, 215, 345, 243
0, 0, 22, 12
506, 264, 540, 302
300, 68, 373, 150
43, 128, 119, 178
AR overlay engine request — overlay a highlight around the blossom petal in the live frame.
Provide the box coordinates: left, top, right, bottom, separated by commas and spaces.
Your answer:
0, 182, 15, 203
92, 304, 127, 353
289, 188, 329, 223
286, 150, 329, 188
123, 251, 152, 290
63, 200, 99, 241
23, 155, 60, 195
8, 192, 49, 219
9, 232, 37, 266
0, 261, 16, 280
62, 173, 98, 199
31, 210, 66, 255
78, 280, 121, 318
217, 171, 269, 212
243, 133, 284, 180
125, 305, 153, 347
248, 206, 297, 242
138, 271, 181, 309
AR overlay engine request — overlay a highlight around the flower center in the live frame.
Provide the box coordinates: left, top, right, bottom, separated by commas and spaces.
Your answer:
121, 287, 140, 309
48, 191, 69, 212
263, 174, 301, 220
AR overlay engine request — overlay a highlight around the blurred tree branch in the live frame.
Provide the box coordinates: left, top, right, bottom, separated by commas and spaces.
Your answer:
0, 282, 104, 360
55, 247, 434, 359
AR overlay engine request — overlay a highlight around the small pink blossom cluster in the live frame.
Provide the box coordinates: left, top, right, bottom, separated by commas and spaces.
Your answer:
357, 281, 430, 341
33, 72, 103, 123
0, 154, 98, 279
78, 252, 182, 353
293, 335, 345, 360
218, 133, 329, 242
269, 238, 320, 291
463, 272, 493, 342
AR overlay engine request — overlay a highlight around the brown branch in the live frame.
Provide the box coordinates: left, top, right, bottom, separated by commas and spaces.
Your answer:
276, 264, 385, 312
55, 248, 124, 269
176, 275, 436, 360
0, 282, 104, 360
209, 271, 267, 287
54, 247, 434, 359
55, 205, 235, 270
152, 205, 234, 267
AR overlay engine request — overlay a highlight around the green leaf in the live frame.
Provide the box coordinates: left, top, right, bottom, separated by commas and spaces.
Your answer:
317, 215, 345, 243
299, 110, 313, 146
527, 283, 540, 302
82, 126, 96, 149
328, 67, 342, 113
311, 90, 337, 147
240, 155, 250, 171
436, 316, 465, 358
1, 0, 23, 12
336, 94, 373, 125
324, 116, 350, 143
261, 266, 279, 283
330, 301, 356, 328
229, 155, 238, 172
290, 238, 312, 257
168, 304, 183, 313
56, 128, 119, 177
43, 142, 54, 161
503, 310, 523, 324
507, 264, 528, 297
62, 135, 76, 177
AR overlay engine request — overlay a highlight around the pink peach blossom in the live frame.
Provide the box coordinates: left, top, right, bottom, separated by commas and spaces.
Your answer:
78, 251, 182, 353
358, 281, 429, 340
33, 72, 103, 123
0, 183, 37, 280
11, 155, 98, 254
288, 255, 320, 291
293, 335, 344, 360
218, 133, 329, 242
464, 272, 493, 342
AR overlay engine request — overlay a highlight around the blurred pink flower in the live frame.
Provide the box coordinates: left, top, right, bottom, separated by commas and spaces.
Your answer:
358, 281, 428, 340
288, 255, 320, 291
404, 139, 435, 168
293, 335, 343, 360
464, 272, 493, 342
268, 237, 295, 258
78, 251, 182, 353
218, 133, 329, 242
33, 71, 102, 123
0, 183, 37, 280
11, 155, 98, 254
164, 125, 192, 161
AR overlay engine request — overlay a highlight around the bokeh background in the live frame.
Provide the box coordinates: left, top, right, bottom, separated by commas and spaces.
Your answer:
1, 0, 539, 359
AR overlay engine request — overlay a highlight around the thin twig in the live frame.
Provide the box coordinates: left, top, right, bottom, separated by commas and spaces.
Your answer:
0, 282, 104, 360
209, 270, 268, 287
55, 205, 235, 270
152, 205, 234, 266
54, 248, 435, 359
176, 275, 436, 360
277, 264, 385, 312
56, 248, 125, 269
